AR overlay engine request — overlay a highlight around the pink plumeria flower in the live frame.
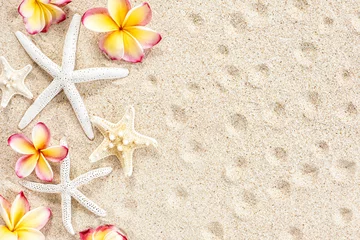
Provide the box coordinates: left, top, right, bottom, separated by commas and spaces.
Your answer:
82, 0, 162, 63
8, 122, 68, 182
18, 0, 72, 35
80, 225, 128, 240
0, 191, 52, 240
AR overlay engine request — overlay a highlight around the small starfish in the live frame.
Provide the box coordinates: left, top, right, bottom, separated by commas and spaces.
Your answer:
0, 56, 33, 108
15, 14, 129, 139
20, 138, 113, 235
90, 106, 158, 177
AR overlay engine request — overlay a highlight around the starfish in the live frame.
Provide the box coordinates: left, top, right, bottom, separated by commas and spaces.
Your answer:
0, 56, 33, 108
90, 106, 158, 177
15, 14, 129, 139
20, 138, 113, 235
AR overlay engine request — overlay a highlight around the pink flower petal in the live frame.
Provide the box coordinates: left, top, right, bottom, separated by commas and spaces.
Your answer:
16, 228, 45, 240
93, 225, 117, 239
18, 0, 36, 18
15, 207, 52, 230
41, 146, 68, 162
23, 4, 46, 35
40, 5, 53, 33
122, 31, 144, 63
32, 122, 50, 150
35, 155, 54, 182
79, 228, 94, 240
15, 154, 39, 179
99, 31, 125, 60
46, 3, 66, 24
123, 2, 152, 27
125, 26, 161, 49
50, 0, 72, 7
0, 226, 17, 240
82, 8, 119, 33
0, 196, 11, 229
10, 192, 30, 228
108, 0, 131, 26
8, 134, 36, 155
104, 230, 128, 240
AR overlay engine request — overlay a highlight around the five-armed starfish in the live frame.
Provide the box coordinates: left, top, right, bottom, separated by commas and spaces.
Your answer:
20, 138, 113, 235
15, 14, 129, 139
90, 106, 158, 176
0, 56, 33, 108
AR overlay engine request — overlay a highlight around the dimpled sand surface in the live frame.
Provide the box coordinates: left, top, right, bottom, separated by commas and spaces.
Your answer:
1, 0, 360, 239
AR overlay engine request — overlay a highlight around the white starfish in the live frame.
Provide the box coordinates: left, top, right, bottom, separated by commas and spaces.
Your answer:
15, 14, 129, 139
90, 106, 158, 176
0, 56, 33, 108
20, 138, 113, 235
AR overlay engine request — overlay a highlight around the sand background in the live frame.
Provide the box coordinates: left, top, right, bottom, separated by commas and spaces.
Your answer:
1, 0, 360, 239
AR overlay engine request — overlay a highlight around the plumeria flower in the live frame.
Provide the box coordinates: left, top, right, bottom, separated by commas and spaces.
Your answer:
8, 122, 68, 182
0, 191, 52, 240
80, 225, 128, 240
18, 0, 72, 35
82, 0, 162, 63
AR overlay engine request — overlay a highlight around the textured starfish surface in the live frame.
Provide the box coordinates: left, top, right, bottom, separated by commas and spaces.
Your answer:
20, 138, 113, 235
90, 106, 158, 177
15, 14, 129, 139
0, 56, 33, 108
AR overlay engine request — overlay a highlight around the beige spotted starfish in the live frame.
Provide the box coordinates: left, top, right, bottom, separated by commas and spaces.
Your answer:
0, 56, 33, 108
90, 106, 158, 176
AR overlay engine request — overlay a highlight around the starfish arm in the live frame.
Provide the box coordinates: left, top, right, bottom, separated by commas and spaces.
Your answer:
19, 180, 61, 193
0, 56, 14, 73
71, 189, 107, 217
61, 14, 81, 72
1, 90, 15, 108
15, 32, 61, 77
61, 193, 75, 235
63, 84, 94, 139
59, 138, 71, 183
17, 65, 34, 99
19, 80, 62, 129
89, 139, 114, 163
71, 167, 113, 188
117, 149, 135, 177
91, 116, 115, 135
133, 131, 158, 149
72, 67, 129, 83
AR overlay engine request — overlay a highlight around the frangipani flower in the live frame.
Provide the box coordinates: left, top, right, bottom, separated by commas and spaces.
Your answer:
8, 122, 68, 182
18, 0, 72, 35
0, 191, 52, 240
82, 0, 162, 63
80, 225, 128, 240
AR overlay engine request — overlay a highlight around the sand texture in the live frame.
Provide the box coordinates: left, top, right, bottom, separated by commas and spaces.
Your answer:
1, 0, 360, 239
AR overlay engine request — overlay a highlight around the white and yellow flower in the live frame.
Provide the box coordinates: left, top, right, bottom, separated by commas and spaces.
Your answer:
18, 0, 71, 35
82, 0, 162, 63
0, 191, 52, 240
80, 225, 127, 240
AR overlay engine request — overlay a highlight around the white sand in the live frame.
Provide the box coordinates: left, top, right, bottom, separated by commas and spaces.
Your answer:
1, 0, 360, 239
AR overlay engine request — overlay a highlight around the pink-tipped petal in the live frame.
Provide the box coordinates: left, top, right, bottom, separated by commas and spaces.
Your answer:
17, 228, 45, 240
93, 225, 118, 239
0, 196, 11, 229
18, 0, 36, 18
35, 155, 53, 182
0, 226, 17, 240
8, 134, 36, 154
122, 31, 144, 63
125, 26, 161, 49
104, 230, 128, 240
24, 3, 46, 35
99, 31, 125, 60
10, 192, 30, 228
108, 0, 131, 26
79, 228, 95, 240
123, 2, 152, 27
32, 122, 50, 150
15, 207, 52, 230
82, 8, 119, 33
41, 146, 68, 162
50, 0, 72, 6
15, 154, 39, 179
40, 5, 53, 33
46, 4, 66, 24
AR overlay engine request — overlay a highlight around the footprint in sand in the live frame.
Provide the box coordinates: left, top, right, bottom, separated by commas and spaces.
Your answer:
278, 227, 304, 240
330, 159, 357, 182
333, 207, 353, 226
291, 163, 319, 187
201, 221, 225, 240
268, 179, 291, 199
223, 157, 248, 184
